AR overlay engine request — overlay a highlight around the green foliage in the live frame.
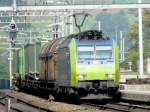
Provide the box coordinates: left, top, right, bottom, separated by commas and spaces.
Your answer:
74, 15, 97, 32
95, 10, 129, 38
31, 18, 50, 37
0, 64, 9, 79
120, 61, 129, 69
0, 48, 9, 79
0, 0, 12, 6
127, 9, 150, 72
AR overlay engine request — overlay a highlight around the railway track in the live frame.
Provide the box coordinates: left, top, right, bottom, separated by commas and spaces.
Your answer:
81, 100, 150, 112
0, 94, 52, 112
0, 90, 104, 112
1, 89, 150, 112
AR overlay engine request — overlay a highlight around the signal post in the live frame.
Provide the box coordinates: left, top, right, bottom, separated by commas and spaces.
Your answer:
8, 18, 17, 88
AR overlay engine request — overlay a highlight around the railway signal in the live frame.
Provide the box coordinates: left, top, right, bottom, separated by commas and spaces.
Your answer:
9, 19, 18, 40
8, 18, 18, 88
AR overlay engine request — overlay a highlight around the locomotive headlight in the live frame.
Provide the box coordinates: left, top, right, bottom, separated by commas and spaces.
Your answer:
105, 74, 113, 78
79, 74, 86, 79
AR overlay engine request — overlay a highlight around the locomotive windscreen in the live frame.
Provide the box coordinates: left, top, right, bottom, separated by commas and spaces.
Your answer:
95, 46, 113, 59
77, 46, 94, 59
76, 40, 114, 64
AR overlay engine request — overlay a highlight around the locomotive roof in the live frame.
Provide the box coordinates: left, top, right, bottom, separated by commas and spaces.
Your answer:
68, 30, 107, 40
76, 39, 113, 46
39, 30, 109, 58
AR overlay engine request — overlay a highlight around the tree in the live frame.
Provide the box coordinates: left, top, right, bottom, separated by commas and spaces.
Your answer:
95, 10, 129, 39
127, 9, 150, 71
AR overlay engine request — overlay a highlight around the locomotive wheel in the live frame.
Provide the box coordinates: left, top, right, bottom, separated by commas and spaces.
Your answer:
112, 91, 121, 102
69, 93, 80, 104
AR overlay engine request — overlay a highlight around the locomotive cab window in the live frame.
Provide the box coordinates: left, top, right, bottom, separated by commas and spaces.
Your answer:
77, 46, 94, 59
95, 46, 113, 59
77, 44, 114, 64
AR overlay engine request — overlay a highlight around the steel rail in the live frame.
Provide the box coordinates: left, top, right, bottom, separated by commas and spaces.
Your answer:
3, 94, 54, 112
81, 101, 150, 112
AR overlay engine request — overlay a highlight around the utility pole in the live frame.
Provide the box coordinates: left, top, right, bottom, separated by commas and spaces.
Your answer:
9, 18, 17, 88
29, 30, 31, 43
8, 0, 17, 88
122, 31, 125, 62
5, 98, 10, 112
115, 26, 118, 44
13, 0, 17, 12
69, 10, 74, 34
120, 31, 125, 62
138, 0, 144, 78
98, 21, 101, 31
62, 16, 65, 37
120, 31, 123, 62
8, 42, 12, 88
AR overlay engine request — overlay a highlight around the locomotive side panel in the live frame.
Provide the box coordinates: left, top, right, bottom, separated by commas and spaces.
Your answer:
69, 39, 77, 87
114, 42, 120, 85
56, 48, 71, 86
55, 39, 72, 87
